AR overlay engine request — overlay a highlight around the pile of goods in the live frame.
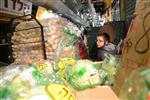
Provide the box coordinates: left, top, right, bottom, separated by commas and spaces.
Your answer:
0, 60, 76, 100
0, 55, 121, 99
12, 17, 81, 64
2, 12, 122, 99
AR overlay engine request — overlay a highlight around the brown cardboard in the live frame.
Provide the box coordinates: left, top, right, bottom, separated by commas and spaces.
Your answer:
98, 22, 118, 43
113, 0, 150, 95
76, 86, 119, 100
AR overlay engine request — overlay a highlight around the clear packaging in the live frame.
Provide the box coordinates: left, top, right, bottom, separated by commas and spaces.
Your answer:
0, 61, 66, 100
101, 53, 121, 85
119, 67, 150, 100
54, 27, 81, 78
66, 60, 101, 90
12, 15, 80, 65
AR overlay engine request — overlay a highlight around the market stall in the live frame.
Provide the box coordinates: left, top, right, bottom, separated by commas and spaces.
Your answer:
0, 0, 150, 100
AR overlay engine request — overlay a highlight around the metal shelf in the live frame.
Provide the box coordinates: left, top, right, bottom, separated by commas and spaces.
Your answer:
0, 43, 9, 46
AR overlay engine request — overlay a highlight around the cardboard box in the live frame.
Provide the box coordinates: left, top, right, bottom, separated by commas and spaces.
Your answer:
76, 86, 119, 100
113, 0, 150, 95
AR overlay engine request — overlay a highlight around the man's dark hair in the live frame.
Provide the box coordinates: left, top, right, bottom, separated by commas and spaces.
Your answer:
97, 32, 110, 42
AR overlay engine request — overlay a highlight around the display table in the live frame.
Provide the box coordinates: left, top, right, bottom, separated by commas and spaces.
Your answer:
76, 86, 119, 100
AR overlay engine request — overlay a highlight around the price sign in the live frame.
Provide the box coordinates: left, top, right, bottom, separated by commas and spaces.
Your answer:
0, 0, 32, 16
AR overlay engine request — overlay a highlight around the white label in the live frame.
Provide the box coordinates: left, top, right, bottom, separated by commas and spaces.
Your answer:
0, 0, 32, 16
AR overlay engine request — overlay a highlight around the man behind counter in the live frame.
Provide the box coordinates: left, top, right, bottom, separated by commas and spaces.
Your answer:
96, 33, 117, 61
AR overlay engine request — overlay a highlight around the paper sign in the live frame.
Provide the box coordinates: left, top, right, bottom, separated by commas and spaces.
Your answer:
0, 0, 32, 16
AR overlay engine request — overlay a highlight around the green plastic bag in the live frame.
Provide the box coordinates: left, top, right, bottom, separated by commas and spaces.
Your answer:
66, 60, 101, 90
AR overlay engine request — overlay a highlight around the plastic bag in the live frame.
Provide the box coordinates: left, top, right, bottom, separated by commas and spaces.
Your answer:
57, 58, 76, 79
54, 27, 80, 78
55, 27, 79, 59
29, 60, 64, 85
66, 60, 101, 90
101, 53, 121, 85
0, 61, 65, 100
119, 67, 150, 100
0, 64, 37, 99
0, 63, 27, 86
12, 15, 79, 65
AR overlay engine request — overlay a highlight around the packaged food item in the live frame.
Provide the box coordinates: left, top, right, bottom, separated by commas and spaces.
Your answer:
29, 60, 64, 85
66, 60, 101, 90
54, 27, 81, 79
55, 27, 80, 60
101, 53, 121, 85
0, 61, 65, 100
12, 15, 81, 65
57, 58, 76, 78
119, 67, 150, 100
0, 64, 37, 100
0, 63, 26, 86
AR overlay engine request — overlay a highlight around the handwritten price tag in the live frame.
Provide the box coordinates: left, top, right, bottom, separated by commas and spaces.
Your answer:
46, 84, 76, 100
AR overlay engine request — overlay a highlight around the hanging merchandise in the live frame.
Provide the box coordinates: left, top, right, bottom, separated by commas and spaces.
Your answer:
119, 67, 150, 100
66, 60, 101, 90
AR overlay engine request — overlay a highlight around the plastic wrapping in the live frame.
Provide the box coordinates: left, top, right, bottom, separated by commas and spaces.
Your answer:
0, 63, 26, 86
12, 14, 81, 65
57, 58, 76, 79
28, 60, 64, 85
101, 53, 121, 85
55, 27, 80, 60
0, 61, 66, 100
0, 64, 37, 99
66, 60, 101, 90
54, 27, 81, 79
119, 67, 150, 100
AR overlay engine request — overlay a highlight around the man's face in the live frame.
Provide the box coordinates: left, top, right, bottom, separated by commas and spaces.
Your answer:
96, 36, 105, 48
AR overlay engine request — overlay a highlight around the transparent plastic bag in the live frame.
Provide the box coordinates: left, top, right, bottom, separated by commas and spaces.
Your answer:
0, 64, 36, 100
66, 60, 101, 90
0, 61, 65, 100
12, 15, 79, 65
54, 27, 81, 78
119, 67, 150, 100
101, 53, 121, 85
55, 27, 79, 59
56, 58, 76, 79
28, 60, 64, 85
0, 63, 26, 86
